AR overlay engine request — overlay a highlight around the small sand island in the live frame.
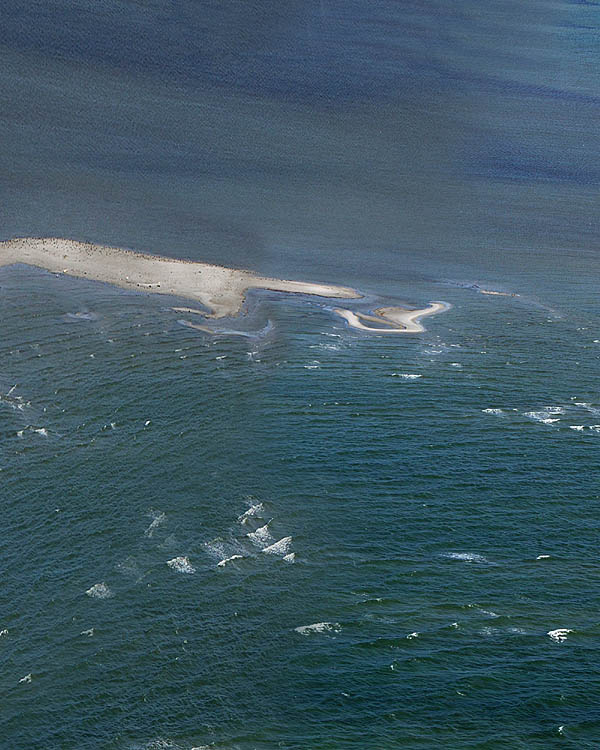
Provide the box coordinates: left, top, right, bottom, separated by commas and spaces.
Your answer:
334, 302, 448, 333
0, 237, 447, 333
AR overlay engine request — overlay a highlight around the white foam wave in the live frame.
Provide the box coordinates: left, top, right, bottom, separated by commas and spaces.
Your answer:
294, 622, 341, 635
283, 552, 296, 563
262, 536, 293, 555
237, 503, 264, 525
525, 410, 561, 424
86, 582, 113, 599
442, 552, 489, 564
80, 628, 94, 637
536, 554, 551, 560
144, 510, 166, 537
569, 425, 584, 431
391, 373, 422, 380
548, 628, 572, 643
406, 632, 419, 639
19, 673, 32, 684
0, 629, 8, 637
247, 523, 273, 546
166, 556, 195, 574
482, 408, 503, 415
217, 554, 244, 567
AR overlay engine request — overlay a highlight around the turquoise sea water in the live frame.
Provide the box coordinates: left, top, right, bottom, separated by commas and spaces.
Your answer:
1, 2, 600, 748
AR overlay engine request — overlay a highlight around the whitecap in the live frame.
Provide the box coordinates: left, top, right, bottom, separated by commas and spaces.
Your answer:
283, 552, 296, 563
391, 373, 422, 380
0, 628, 8, 637
294, 622, 341, 635
536, 554, 551, 560
569, 425, 584, 431
442, 552, 489, 564
19, 674, 32, 684
33, 427, 48, 437
525, 411, 560, 423
80, 628, 94, 637
217, 554, 244, 567
482, 408, 503, 415
548, 628, 572, 643
262, 536, 293, 555
85, 582, 113, 599
144, 510, 166, 537
237, 503, 264, 524
406, 632, 419, 639
246, 523, 273, 546
166, 556, 195, 574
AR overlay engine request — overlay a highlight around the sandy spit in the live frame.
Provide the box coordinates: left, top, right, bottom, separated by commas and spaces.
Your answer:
0, 237, 360, 318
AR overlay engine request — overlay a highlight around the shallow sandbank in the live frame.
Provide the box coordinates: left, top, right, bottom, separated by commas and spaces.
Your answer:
334, 302, 448, 333
0, 237, 359, 318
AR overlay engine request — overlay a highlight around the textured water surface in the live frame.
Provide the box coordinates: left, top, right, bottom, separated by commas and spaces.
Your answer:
1, 1, 599, 748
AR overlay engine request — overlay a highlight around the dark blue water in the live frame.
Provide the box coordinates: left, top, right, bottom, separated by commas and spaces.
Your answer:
1, 2, 599, 748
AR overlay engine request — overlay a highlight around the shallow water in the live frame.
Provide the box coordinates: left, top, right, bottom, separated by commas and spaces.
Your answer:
1, 1, 599, 748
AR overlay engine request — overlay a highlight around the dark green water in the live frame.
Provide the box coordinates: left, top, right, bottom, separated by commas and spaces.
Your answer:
1, 2, 599, 748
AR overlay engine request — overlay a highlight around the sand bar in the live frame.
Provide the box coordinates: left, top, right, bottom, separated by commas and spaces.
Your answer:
334, 302, 447, 333
0, 237, 360, 318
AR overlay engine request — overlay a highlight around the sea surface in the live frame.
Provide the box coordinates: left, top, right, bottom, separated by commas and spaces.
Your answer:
1, 1, 599, 748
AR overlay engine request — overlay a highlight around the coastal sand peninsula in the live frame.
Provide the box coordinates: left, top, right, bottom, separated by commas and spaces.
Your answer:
0, 237, 360, 318
333, 302, 447, 333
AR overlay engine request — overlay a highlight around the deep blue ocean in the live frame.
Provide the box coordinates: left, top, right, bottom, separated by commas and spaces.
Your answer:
1, 1, 599, 748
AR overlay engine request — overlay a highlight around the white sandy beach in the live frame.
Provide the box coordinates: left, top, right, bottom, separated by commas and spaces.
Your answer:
334, 302, 447, 333
1, 237, 448, 333
0, 237, 359, 318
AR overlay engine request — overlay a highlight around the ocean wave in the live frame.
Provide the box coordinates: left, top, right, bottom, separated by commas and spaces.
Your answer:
237, 502, 265, 525
442, 552, 489, 564
283, 552, 296, 563
85, 582, 113, 599
569, 425, 584, 431
482, 408, 503, 415
144, 510, 166, 537
166, 556, 195, 574
246, 523, 273, 546
217, 554, 244, 567
262, 536, 293, 555
548, 628, 572, 643
391, 373, 422, 380
294, 622, 341, 636
524, 410, 561, 424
